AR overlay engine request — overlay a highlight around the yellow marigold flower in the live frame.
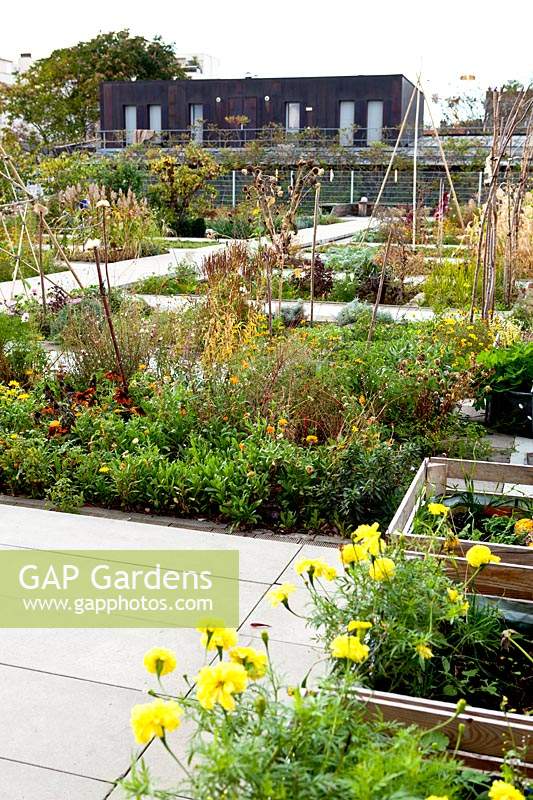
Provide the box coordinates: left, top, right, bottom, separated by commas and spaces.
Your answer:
305, 434, 318, 444
196, 662, 248, 711
229, 646, 267, 679
514, 518, 533, 535
341, 542, 368, 565
267, 582, 296, 608
229, 375, 239, 385
295, 558, 337, 581
347, 620, 372, 634
197, 626, 238, 651
8, 380, 20, 387
330, 634, 369, 663
130, 698, 182, 744
143, 647, 177, 677
447, 588, 460, 602
353, 522, 380, 540
465, 544, 501, 569
488, 780, 525, 800
238, 442, 245, 451
359, 395, 366, 405
17, 393, 30, 400
426, 796, 449, 800
368, 557, 396, 582
138, 364, 147, 371
416, 643, 433, 660
98, 466, 110, 473
266, 425, 275, 434
278, 418, 288, 426
427, 502, 449, 516
9, 433, 18, 439
241, 360, 250, 369
48, 420, 61, 429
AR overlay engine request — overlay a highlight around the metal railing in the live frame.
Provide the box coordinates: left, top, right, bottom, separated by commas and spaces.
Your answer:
98, 126, 413, 150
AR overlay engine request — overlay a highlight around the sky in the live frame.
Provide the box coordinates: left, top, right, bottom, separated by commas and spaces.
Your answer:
1, 0, 531, 106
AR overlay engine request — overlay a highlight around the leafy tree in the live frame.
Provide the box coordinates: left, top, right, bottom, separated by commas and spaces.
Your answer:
148, 145, 222, 234
0, 30, 186, 144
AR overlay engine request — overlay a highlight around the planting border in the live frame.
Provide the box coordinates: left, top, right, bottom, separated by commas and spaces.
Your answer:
355, 687, 533, 775
386, 458, 533, 602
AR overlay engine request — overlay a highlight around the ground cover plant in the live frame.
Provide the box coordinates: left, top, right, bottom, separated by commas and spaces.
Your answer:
0, 295, 500, 530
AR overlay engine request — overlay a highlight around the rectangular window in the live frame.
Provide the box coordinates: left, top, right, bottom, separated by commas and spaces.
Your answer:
124, 105, 137, 145
149, 104, 162, 133
285, 102, 300, 132
367, 100, 384, 144
190, 103, 204, 143
339, 101, 355, 146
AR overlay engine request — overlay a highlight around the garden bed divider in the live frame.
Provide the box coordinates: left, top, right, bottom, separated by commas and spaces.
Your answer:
354, 686, 533, 775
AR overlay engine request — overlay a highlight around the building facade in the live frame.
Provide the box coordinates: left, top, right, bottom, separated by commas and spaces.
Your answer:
99, 74, 423, 147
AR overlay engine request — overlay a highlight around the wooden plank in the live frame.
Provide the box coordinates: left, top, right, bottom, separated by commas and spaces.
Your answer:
431, 457, 533, 487
398, 531, 533, 566
353, 687, 533, 772
386, 459, 428, 535
405, 550, 533, 602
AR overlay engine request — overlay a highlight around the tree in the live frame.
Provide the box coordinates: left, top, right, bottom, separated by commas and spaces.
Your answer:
0, 30, 186, 145
148, 145, 221, 234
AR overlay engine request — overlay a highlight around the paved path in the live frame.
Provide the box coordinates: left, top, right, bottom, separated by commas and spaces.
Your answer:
138, 294, 435, 323
0, 504, 329, 798
0, 220, 370, 307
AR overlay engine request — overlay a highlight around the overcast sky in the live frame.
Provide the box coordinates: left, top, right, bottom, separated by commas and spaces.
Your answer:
1, 0, 531, 103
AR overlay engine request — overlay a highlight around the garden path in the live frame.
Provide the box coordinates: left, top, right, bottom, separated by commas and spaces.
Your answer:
0, 503, 329, 799
0, 218, 369, 307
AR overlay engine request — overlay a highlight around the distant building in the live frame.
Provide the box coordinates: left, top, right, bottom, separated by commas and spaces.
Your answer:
99, 73, 423, 147
0, 53, 32, 127
484, 87, 533, 132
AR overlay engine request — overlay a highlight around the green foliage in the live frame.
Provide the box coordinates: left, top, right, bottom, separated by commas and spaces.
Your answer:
476, 342, 533, 393
148, 146, 221, 234
133, 262, 200, 296
0, 30, 186, 144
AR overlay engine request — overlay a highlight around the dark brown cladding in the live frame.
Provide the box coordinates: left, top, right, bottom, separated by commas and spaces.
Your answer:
99, 73, 423, 141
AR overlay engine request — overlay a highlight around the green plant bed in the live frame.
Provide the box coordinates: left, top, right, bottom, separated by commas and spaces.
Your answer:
132, 262, 202, 296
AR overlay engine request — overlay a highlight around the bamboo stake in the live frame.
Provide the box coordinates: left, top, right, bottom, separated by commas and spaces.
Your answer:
368, 230, 393, 343
412, 84, 421, 248
309, 181, 321, 327
92, 245, 128, 391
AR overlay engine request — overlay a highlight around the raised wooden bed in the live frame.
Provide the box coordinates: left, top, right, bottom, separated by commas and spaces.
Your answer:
355, 686, 533, 776
386, 457, 533, 602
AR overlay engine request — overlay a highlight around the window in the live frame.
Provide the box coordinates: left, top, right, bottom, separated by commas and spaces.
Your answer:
149, 105, 162, 133
124, 105, 137, 145
339, 101, 355, 146
367, 100, 384, 144
190, 103, 204, 143
285, 102, 300, 132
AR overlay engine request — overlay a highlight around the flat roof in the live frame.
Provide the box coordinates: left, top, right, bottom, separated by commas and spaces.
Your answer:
102, 73, 416, 86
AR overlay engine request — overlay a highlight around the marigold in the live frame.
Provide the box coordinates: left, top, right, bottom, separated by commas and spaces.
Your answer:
330, 634, 369, 663
353, 522, 380, 540
295, 558, 337, 581
347, 620, 372, 636
229, 375, 239, 385
415, 643, 433, 660
267, 582, 296, 607
514, 518, 533, 535
229, 646, 268, 679
197, 626, 238, 651
447, 588, 460, 602
143, 647, 177, 677
17, 393, 30, 400
48, 420, 61, 429
488, 780, 525, 800
98, 466, 110, 473
368, 557, 396, 582
305, 435, 318, 444
278, 418, 288, 426
196, 662, 248, 711
426, 796, 449, 800
266, 425, 275, 434
341, 542, 368, 565
130, 698, 182, 744
465, 544, 501, 569
427, 502, 449, 516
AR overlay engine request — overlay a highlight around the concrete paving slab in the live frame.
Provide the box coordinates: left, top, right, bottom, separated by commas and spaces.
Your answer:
0, 505, 301, 585
0, 579, 270, 690
0, 665, 143, 783
0, 759, 112, 800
